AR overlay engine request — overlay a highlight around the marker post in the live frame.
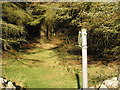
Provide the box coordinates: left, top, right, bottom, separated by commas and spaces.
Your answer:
78, 28, 88, 89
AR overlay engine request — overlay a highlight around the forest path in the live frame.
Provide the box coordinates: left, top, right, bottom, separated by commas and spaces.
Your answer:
2, 38, 118, 88
2, 45, 79, 88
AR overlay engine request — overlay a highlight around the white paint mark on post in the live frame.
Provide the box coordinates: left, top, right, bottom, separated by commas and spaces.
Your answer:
78, 28, 88, 88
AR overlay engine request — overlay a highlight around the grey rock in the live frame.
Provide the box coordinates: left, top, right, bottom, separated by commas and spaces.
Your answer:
0, 78, 4, 83
6, 81, 16, 89
0, 78, 5, 89
104, 77, 118, 88
3, 79, 8, 84
0, 78, 16, 89
99, 84, 108, 90
99, 77, 119, 89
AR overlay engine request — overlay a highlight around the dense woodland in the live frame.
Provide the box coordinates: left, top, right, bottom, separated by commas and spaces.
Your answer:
1, 2, 120, 88
1, 2, 120, 59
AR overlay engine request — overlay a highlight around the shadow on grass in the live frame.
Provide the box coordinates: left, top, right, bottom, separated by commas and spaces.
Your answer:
75, 74, 81, 89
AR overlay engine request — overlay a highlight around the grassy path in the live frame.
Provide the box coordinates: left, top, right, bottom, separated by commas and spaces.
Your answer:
2, 45, 118, 88
2, 48, 79, 88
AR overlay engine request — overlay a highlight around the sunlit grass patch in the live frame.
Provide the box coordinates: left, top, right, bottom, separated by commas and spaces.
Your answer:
2, 49, 79, 88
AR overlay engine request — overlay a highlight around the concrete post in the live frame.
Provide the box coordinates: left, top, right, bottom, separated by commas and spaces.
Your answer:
78, 28, 88, 88
81, 28, 88, 88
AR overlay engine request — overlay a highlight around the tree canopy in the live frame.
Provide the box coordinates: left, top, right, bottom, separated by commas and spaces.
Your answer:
1, 2, 120, 59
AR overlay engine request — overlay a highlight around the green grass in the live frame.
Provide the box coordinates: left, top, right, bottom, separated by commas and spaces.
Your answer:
2, 48, 79, 88
2, 48, 118, 88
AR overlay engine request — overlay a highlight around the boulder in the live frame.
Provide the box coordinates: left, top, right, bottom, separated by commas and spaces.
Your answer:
103, 77, 118, 88
0, 78, 16, 89
6, 81, 16, 89
0, 78, 5, 89
99, 77, 119, 89
99, 84, 108, 90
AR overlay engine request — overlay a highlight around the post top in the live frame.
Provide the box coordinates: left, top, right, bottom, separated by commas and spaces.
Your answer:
81, 28, 87, 32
